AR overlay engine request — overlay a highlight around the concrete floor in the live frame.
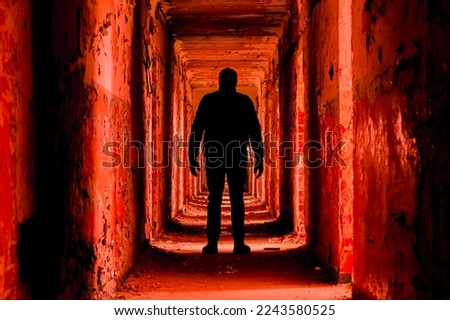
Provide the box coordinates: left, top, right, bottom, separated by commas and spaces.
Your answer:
114, 233, 352, 300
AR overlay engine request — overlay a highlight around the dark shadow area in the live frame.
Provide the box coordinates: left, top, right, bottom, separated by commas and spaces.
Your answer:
162, 18, 174, 235
17, 0, 66, 299
132, 245, 330, 283
17, 216, 41, 297
131, 0, 148, 249
166, 218, 286, 236
279, 47, 297, 233
304, 31, 322, 250
413, 0, 450, 299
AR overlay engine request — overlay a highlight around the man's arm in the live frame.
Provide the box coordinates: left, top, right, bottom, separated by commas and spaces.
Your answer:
188, 96, 207, 177
246, 97, 264, 178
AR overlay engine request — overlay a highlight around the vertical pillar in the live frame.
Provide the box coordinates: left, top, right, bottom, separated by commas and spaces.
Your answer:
337, 0, 354, 281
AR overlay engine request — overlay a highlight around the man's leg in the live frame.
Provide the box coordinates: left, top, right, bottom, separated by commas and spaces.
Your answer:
227, 166, 250, 253
204, 166, 225, 253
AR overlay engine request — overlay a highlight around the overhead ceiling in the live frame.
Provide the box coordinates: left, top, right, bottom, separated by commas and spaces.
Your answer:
160, 0, 291, 88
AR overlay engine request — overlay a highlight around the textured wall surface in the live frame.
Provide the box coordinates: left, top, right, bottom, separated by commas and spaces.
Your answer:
0, 0, 34, 300
352, 0, 422, 298
279, 0, 307, 235
8, 0, 149, 299
145, 2, 172, 240
1, 0, 449, 301
49, 0, 143, 299
309, 0, 341, 278
305, 0, 353, 282
352, 0, 450, 299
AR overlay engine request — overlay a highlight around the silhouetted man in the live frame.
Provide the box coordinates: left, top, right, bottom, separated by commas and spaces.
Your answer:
188, 68, 264, 254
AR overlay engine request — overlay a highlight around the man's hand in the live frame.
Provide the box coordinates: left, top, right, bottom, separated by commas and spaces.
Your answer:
254, 162, 264, 179
189, 158, 200, 177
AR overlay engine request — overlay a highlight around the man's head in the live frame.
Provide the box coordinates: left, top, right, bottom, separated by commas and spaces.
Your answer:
219, 68, 238, 89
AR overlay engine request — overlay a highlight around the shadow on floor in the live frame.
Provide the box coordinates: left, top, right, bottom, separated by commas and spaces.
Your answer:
115, 233, 352, 300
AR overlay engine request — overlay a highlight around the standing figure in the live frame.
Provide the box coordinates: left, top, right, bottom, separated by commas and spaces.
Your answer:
188, 68, 264, 254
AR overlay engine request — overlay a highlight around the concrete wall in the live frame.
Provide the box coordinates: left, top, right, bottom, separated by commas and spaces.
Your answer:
0, 0, 34, 299
278, 0, 308, 237
46, 0, 143, 299
2, 0, 152, 299
145, 1, 173, 240
352, 0, 450, 299
0, 0, 165, 298
308, 0, 342, 279
303, 0, 353, 282
170, 51, 192, 219
8, 0, 176, 298
264, 58, 282, 218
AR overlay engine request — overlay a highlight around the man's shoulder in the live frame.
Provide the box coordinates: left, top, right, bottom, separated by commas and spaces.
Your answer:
201, 91, 220, 101
236, 92, 253, 106
235, 92, 250, 99
202, 90, 252, 104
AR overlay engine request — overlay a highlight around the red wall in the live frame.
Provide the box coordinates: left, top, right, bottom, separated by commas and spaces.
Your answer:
309, 0, 341, 277
6, 0, 154, 299
352, 0, 424, 299
352, 0, 450, 299
304, 0, 353, 282
145, 3, 173, 240
47, 0, 143, 298
278, 0, 307, 236
20, 0, 175, 298
0, 0, 34, 299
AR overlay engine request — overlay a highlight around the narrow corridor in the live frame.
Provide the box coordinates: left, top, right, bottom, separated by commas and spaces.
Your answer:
1, 0, 449, 300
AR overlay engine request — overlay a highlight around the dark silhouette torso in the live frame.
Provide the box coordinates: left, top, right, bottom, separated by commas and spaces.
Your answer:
190, 88, 263, 165
188, 86, 263, 250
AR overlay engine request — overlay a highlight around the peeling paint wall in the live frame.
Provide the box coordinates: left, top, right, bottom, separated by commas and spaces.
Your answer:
352, 0, 425, 299
264, 59, 282, 218
15, 0, 148, 299
145, 2, 173, 239
170, 47, 192, 220
336, 0, 354, 281
300, 0, 354, 282
352, 0, 450, 299
0, 0, 34, 300
279, 0, 307, 235
309, 0, 341, 279
2, 0, 178, 299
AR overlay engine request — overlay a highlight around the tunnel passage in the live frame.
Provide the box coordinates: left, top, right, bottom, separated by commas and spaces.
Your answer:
139, 0, 356, 295
160, 2, 298, 237
1, 0, 449, 300
137, 1, 356, 296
